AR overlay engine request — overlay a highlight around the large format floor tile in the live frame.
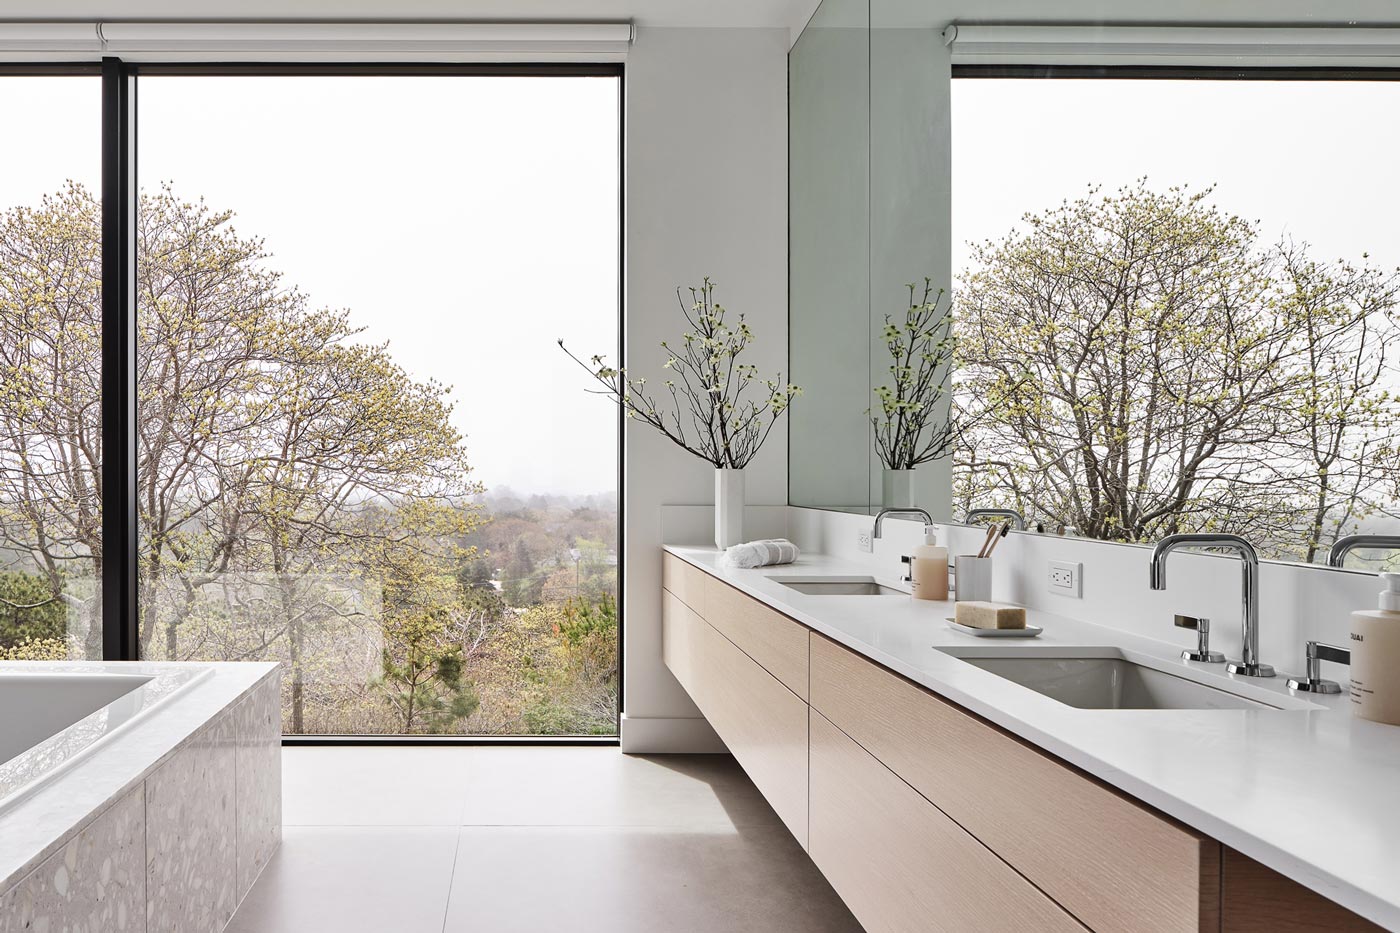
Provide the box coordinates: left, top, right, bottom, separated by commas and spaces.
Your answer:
282, 747, 472, 826
225, 827, 459, 933
236, 748, 863, 932
443, 825, 861, 933
454, 749, 785, 828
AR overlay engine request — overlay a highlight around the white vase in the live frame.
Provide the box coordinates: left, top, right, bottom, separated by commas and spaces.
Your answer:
882, 468, 915, 509
715, 468, 745, 550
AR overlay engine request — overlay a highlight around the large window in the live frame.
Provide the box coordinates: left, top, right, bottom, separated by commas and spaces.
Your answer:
952, 74, 1400, 567
0, 73, 102, 661
0, 65, 621, 738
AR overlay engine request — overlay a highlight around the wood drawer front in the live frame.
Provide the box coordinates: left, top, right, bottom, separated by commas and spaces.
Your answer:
810, 634, 1219, 933
661, 589, 705, 697
662, 590, 809, 847
810, 710, 1087, 933
1221, 848, 1383, 933
703, 574, 809, 700
662, 552, 707, 617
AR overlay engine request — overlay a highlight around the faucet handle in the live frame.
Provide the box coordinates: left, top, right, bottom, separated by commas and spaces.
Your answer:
1174, 615, 1226, 663
1287, 640, 1348, 694
900, 555, 913, 584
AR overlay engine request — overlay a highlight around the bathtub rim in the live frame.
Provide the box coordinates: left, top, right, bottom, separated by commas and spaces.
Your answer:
0, 660, 278, 894
0, 664, 214, 816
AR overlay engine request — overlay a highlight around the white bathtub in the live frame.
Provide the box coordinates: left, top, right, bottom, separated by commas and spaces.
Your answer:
0, 666, 210, 814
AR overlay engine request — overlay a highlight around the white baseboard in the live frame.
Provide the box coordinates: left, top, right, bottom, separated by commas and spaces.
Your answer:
619, 713, 728, 754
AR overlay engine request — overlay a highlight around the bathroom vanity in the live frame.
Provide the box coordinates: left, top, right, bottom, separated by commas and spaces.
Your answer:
662, 549, 1392, 932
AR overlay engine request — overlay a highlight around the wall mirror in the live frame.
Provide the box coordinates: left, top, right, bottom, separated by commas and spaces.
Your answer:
788, 0, 871, 514
789, 5, 1400, 572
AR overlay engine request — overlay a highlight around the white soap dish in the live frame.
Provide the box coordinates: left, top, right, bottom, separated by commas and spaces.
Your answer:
945, 618, 1043, 638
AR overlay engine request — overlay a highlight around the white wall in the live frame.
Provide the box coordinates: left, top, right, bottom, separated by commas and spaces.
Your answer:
621, 26, 790, 752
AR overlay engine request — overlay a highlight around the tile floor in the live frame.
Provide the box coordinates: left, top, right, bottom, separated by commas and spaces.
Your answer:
226, 747, 863, 932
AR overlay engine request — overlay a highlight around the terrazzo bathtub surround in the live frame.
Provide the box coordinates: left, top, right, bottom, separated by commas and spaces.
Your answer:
0, 787, 145, 933
234, 674, 282, 900
146, 713, 238, 933
0, 664, 281, 933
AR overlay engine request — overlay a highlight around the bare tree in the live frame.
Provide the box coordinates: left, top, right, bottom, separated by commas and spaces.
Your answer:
955, 181, 1400, 561
0, 184, 103, 656
1, 184, 486, 734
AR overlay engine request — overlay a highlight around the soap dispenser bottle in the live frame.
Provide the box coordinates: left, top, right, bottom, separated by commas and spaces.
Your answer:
911, 525, 949, 601
1351, 572, 1400, 725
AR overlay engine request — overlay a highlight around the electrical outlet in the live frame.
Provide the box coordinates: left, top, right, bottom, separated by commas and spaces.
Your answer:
1048, 560, 1082, 597
857, 530, 873, 553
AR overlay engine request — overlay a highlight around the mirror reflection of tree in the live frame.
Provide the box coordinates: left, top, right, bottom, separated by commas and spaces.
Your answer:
954, 180, 1400, 564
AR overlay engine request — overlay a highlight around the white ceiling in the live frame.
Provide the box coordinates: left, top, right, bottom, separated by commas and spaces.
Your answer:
0, 0, 1394, 34
0, 0, 825, 29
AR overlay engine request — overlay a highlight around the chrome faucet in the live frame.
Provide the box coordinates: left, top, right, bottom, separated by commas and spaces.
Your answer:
873, 507, 933, 539
1149, 533, 1274, 678
965, 508, 1025, 531
1328, 534, 1400, 568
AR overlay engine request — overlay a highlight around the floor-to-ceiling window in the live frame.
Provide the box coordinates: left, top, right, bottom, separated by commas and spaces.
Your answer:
952, 71, 1400, 568
0, 71, 103, 661
0, 64, 622, 738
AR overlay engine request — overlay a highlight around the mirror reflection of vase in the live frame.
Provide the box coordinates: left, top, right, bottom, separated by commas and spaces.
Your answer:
882, 468, 914, 509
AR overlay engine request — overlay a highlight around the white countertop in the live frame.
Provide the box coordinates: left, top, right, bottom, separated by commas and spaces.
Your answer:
666, 546, 1400, 930
0, 660, 276, 892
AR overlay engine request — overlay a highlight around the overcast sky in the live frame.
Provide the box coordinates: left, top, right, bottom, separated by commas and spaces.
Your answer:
0, 74, 620, 497
952, 79, 1400, 277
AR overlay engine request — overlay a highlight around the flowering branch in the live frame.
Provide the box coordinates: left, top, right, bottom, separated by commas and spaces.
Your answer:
872, 279, 958, 470
560, 277, 800, 469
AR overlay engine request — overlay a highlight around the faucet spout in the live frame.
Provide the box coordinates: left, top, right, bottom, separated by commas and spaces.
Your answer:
872, 508, 933, 540
965, 508, 1025, 531
1148, 533, 1273, 678
1328, 534, 1400, 568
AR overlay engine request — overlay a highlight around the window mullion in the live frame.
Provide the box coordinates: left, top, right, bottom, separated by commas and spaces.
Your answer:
100, 56, 138, 661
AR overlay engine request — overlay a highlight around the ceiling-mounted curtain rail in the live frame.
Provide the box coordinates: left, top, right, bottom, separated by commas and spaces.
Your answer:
0, 21, 635, 62
942, 24, 1400, 68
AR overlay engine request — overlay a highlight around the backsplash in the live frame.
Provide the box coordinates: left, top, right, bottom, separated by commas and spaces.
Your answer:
786, 506, 1377, 680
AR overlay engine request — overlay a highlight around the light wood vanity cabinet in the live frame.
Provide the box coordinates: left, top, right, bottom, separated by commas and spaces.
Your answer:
660, 581, 808, 846
660, 552, 1383, 933
703, 573, 809, 699
662, 552, 708, 617
1220, 848, 1384, 933
810, 633, 1218, 933
809, 709, 1087, 933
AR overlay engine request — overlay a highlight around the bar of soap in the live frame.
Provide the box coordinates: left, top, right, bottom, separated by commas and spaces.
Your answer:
955, 601, 1026, 630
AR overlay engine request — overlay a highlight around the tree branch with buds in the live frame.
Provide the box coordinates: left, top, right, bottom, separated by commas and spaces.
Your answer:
872, 279, 959, 470
560, 277, 801, 469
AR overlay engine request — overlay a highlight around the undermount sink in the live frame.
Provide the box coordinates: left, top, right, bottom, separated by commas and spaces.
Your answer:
937, 647, 1318, 711
768, 576, 904, 597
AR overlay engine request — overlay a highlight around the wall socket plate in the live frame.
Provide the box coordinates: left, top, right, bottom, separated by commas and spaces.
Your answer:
857, 530, 873, 553
1049, 560, 1082, 597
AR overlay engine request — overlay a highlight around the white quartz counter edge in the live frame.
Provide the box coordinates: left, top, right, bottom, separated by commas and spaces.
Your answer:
0, 661, 278, 892
665, 546, 1400, 931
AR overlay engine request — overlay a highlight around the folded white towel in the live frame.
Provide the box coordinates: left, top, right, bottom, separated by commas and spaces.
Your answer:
723, 539, 800, 569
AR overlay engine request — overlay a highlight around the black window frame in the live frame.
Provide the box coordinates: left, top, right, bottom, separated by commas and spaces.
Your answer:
3, 59, 626, 745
